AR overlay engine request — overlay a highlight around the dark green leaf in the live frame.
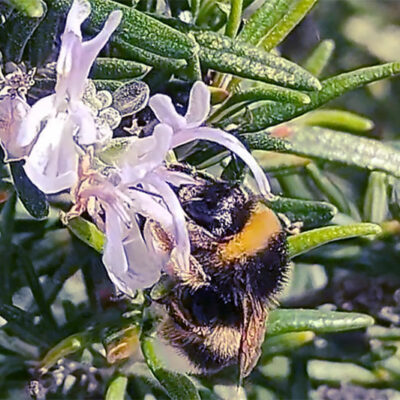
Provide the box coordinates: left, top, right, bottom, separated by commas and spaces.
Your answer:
266, 196, 337, 228
91, 57, 152, 80
1, 0, 46, 62
10, 161, 49, 219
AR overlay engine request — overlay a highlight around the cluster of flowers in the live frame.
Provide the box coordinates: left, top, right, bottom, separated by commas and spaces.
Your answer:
0, 0, 272, 295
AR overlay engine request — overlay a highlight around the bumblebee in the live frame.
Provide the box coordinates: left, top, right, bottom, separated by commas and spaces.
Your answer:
151, 166, 290, 378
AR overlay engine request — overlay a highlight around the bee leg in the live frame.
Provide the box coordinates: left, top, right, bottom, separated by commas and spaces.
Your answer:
277, 212, 303, 235
165, 256, 209, 290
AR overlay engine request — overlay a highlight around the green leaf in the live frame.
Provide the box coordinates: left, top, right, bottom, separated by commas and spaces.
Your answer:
238, 0, 291, 46
10, 161, 49, 219
114, 38, 188, 73
24, 5, 59, 66
93, 79, 123, 92
363, 171, 388, 223
303, 39, 335, 77
40, 333, 87, 373
0, 304, 48, 346
193, 30, 321, 90
241, 132, 291, 152
91, 57, 152, 80
285, 126, 400, 178
5, 0, 44, 17
66, 217, 105, 253
17, 246, 56, 327
261, 0, 319, 51
265, 196, 337, 228
307, 360, 380, 384
305, 163, 352, 215
298, 109, 374, 132
105, 375, 128, 400
0, 192, 16, 304
209, 83, 310, 124
225, 0, 243, 38
278, 174, 314, 200
267, 309, 374, 336
141, 336, 201, 400
367, 326, 400, 340
288, 223, 382, 258
254, 151, 310, 173
230, 62, 400, 132
262, 331, 315, 358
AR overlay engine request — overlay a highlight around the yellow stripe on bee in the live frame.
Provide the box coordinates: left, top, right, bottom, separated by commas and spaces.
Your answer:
219, 203, 282, 262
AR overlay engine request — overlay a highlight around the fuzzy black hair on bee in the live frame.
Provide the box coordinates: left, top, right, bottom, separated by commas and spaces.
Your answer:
152, 165, 290, 378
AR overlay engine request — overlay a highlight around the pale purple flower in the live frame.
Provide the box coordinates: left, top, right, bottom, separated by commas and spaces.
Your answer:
115, 124, 197, 275
73, 156, 179, 294
17, 0, 122, 194
149, 81, 272, 197
0, 65, 34, 161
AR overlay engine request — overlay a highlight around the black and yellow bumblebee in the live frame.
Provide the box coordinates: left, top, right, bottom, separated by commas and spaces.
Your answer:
150, 165, 290, 379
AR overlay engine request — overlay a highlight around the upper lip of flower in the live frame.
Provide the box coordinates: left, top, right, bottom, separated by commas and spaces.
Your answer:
148, 81, 273, 199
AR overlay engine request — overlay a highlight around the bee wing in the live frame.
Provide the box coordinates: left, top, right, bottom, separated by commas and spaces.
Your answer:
239, 296, 267, 379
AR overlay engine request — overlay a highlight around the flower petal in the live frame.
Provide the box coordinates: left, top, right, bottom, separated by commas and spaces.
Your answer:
23, 115, 78, 193
0, 96, 31, 161
156, 166, 199, 187
58, 10, 122, 105
103, 207, 132, 294
172, 127, 272, 197
149, 93, 187, 130
17, 94, 56, 147
103, 208, 163, 294
127, 187, 174, 233
147, 173, 191, 272
70, 101, 98, 145
185, 81, 210, 128
64, 0, 91, 38
122, 221, 163, 289
120, 124, 173, 183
